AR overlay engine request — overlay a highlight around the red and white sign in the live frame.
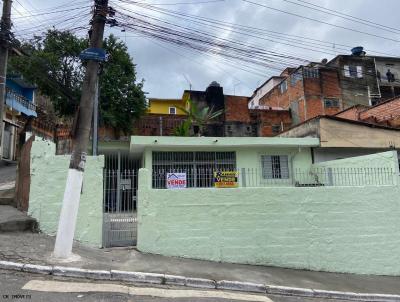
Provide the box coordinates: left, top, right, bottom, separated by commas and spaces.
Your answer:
166, 173, 187, 189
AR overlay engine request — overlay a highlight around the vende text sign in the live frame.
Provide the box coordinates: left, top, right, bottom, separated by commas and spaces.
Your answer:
214, 171, 238, 188
166, 173, 187, 189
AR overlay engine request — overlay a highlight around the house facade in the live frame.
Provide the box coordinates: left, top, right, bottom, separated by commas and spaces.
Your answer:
3, 76, 37, 160
278, 115, 400, 163
147, 98, 187, 115
256, 64, 343, 125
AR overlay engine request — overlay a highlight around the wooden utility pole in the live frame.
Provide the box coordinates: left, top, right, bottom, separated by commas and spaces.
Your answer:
0, 0, 12, 159
53, 0, 108, 259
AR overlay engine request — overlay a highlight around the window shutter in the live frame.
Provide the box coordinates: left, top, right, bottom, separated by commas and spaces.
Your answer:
279, 155, 290, 179
357, 66, 363, 78
261, 155, 273, 179
344, 65, 350, 77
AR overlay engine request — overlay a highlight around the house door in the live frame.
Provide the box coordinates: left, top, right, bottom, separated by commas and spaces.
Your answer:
2, 125, 12, 159
102, 152, 140, 248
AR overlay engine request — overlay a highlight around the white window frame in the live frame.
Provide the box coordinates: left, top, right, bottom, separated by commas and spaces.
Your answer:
169, 107, 177, 115
261, 155, 290, 179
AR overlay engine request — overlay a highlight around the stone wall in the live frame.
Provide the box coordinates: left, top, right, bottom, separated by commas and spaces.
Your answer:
28, 138, 104, 246
137, 167, 400, 275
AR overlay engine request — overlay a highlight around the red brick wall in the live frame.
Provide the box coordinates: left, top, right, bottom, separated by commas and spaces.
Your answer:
133, 114, 187, 136
259, 77, 303, 109
224, 95, 251, 122
359, 97, 400, 122
335, 105, 368, 121
250, 109, 291, 137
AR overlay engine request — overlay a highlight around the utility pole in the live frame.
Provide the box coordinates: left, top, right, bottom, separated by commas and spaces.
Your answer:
92, 78, 99, 156
0, 0, 13, 159
53, 0, 108, 259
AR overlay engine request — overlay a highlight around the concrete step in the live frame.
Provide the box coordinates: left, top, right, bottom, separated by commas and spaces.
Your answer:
0, 205, 37, 232
0, 185, 15, 206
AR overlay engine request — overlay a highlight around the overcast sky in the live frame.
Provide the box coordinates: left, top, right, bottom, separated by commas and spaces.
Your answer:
11, 0, 400, 99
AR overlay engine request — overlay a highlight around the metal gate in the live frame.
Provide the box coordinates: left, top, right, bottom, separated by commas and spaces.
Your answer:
103, 153, 140, 248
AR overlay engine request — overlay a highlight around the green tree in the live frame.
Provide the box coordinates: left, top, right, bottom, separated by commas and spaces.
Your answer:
176, 99, 224, 136
10, 30, 147, 133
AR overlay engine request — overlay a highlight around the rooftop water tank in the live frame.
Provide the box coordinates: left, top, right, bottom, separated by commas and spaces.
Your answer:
351, 46, 365, 56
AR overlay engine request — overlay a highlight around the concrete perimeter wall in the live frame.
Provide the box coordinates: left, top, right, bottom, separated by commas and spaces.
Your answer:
28, 138, 104, 247
137, 168, 400, 276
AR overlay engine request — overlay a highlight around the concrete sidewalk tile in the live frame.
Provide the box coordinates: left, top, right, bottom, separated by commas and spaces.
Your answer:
0, 260, 23, 271
53, 266, 88, 278
164, 274, 186, 286
111, 270, 164, 284
84, 269, 111, 280
22, 264, 52, 275
266, 285, 314, 297
185, 277, 216, 289
217, 280, 266, 293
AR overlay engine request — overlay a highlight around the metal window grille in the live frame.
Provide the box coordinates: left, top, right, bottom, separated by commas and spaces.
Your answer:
152, 151, 236, 188
261, 155, 289, 179
324, 99, 340, 108
303, 67, 319, 78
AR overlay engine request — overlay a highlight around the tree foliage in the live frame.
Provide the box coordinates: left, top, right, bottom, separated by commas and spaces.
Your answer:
10, 30, 147, 133
176, 99, 224, 136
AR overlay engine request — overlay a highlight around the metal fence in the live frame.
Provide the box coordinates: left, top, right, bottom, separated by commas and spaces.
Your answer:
151, 166, 397, 189
240, 167, 397, 187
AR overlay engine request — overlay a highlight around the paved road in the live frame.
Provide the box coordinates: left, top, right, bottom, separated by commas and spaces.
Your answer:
0, 270, 352, 302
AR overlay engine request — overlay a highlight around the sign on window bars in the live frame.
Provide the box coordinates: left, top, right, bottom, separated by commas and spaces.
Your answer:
214, 171, 238, 188
166, 173, 187, 189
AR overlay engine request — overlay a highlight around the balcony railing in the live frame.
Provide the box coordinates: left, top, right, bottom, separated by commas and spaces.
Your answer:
5, 87, 37, 115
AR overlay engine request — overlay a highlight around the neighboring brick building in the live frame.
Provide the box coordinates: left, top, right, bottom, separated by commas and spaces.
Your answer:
335, 96, 400, 128
184, 82, 291, 137
256, 63, 342, 125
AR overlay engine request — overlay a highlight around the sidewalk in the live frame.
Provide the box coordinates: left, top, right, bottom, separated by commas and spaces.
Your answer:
0, 232, 399, 296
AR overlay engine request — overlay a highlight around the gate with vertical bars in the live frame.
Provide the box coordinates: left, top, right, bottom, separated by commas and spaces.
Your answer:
103, 152, 140, 247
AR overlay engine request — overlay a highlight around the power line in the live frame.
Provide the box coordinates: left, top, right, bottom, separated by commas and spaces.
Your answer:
281, 0, 400, 35
242, 0, 400, 43
293, 0, 400, 33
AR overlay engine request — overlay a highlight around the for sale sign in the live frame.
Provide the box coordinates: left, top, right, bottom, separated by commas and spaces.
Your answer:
214, 171, 238, 188
166, 173, 187, 189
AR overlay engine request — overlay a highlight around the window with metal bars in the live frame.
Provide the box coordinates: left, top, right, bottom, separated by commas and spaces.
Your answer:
152, 151, 236, 188
261, 155, 289, 179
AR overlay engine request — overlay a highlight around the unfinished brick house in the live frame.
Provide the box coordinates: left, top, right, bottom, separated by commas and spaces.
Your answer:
254, 63, 342, 125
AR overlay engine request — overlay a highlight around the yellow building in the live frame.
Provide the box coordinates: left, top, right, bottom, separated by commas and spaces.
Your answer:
147, 98, 188, 115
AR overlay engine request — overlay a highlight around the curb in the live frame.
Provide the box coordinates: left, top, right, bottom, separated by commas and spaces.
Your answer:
0, 260, 399, 301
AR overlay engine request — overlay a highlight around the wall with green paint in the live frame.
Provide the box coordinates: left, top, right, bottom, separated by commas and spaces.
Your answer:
311, 151, 399, 186
28, 138, 104, 247
137, 167, 400, 275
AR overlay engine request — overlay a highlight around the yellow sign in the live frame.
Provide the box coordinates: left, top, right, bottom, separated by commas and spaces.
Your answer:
214, 171, 238, 188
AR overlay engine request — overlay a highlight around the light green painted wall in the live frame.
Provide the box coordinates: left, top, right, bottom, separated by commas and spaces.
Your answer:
137, 168, 400, 276
311, 151, 399, 186
28, 138, 104, 247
